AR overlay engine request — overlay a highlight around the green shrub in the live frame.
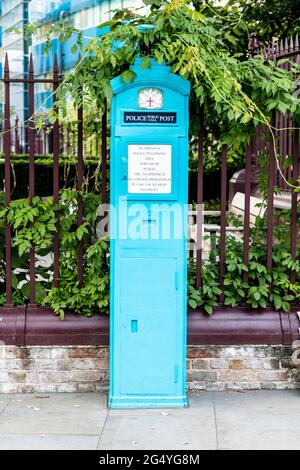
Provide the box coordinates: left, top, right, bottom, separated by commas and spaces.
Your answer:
188, 209, 300, 314
0, 190, 299, 317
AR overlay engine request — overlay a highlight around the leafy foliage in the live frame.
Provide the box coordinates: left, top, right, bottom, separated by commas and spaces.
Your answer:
230, 0, 300, 43
2, 0, 299, 317
188, 253, 221, 315
0, 153, 100, 167
43, 190, 109, 318
17, 0, 300, 178
188, 209, 300, 314
22, 0, 300, 189
192, 0, 300, 50
0, 192, 299, 316
0, 190, 109, 317
0, 197, 58, 257
40, 0, 300, 153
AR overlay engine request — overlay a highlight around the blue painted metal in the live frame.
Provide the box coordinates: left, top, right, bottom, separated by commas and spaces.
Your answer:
109, 58, 190, 408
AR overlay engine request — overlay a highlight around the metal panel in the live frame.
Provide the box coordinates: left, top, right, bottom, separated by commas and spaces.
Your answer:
109, 58, 190, 408
119, 257, 178, 396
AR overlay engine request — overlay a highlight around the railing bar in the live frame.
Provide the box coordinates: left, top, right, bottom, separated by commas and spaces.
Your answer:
0, 78, 61, 84
53, 55, 60, 288
14, 116, 20, 154
243, 142, 252, 283
4, 54, 12, 307
273, 49, 299, 60
28, 54, 36, 306
219, 144, 227, 303
196, 105, 204, 289
204, 226, 244, 232
288, 117, 293, 181
278, 112, 284, 189
101, 99, 108, 205
283, 114, 288, 186
287, 52, 293, 180
77, 99, 84, 286
253, 127, 259, 173
266, 114, 276, 281
290, 127, 299, 283
283, 55, 289, 188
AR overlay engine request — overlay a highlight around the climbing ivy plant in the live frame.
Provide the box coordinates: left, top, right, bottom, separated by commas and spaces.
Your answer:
30, 0, 299, 182
0, 191, 299, 316
0, 190, 109, 318
2, 0, 299, 317
46, 0, 300, 150
188, 209, 300, 314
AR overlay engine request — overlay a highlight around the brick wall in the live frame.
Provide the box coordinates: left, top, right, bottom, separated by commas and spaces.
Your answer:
0, 345, 299, 393
187, 345, 299, 391
0, 346, 109, 393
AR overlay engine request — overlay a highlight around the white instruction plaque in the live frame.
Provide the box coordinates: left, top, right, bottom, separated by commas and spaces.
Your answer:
128, 144, 172, 194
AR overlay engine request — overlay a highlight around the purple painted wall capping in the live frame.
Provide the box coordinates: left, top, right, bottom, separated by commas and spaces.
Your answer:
188, 307, 299, 346
0, 307, 298, 347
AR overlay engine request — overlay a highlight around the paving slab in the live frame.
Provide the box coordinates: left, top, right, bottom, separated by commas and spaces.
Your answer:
98, 392, 217, 450
213, 390, 300, 450
0, 393, 107, 436
0, 433, 99, 450
0, 397, 11, 416
0, 391, 299, 450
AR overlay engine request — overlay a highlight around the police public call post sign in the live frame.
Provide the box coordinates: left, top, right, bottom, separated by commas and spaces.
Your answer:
124, 111, 177, 124
109, 58, 190, 408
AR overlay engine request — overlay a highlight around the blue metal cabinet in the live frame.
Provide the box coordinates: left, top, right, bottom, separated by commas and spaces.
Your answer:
109, 58, 190, 408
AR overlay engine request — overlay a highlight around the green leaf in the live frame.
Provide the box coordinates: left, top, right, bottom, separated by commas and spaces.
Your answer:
120, 70, 136, 84
204, 304, 213, 315
188, 299, 197, 310
71, 44, 78, 54
253, 291, 261, 301
282, 302, 291, 313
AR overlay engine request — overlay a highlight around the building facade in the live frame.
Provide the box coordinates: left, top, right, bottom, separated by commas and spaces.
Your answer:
1, 0, 30, 146
0, 0, 143, 151
30, 0, 143, 112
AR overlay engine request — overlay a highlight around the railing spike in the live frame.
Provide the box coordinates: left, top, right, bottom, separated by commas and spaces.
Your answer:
263, 46, 267, 60
289, 36, 294, 52
53, 54, 59, 75
29, 53, 34, 70
280, 39, 284, 52
4, 53, 9, 74
284, 37, 289, 52
29, 53, 34, 75
295, 34, 299, 51
248, 32, 260, 57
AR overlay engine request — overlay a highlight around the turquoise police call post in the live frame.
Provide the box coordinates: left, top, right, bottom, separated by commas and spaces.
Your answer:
109, 58, 190, 409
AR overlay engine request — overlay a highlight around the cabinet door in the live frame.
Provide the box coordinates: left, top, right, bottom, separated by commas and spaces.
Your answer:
119, 257, 178, 396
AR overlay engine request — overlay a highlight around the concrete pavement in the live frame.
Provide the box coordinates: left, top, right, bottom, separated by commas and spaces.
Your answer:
0, 390, 299, 450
